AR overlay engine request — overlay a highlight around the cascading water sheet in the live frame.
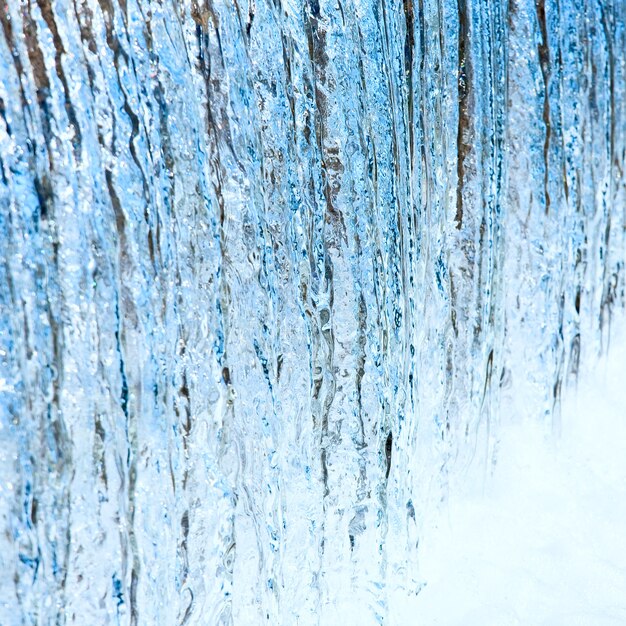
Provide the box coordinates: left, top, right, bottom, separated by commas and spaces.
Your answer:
1, 0, 625, 624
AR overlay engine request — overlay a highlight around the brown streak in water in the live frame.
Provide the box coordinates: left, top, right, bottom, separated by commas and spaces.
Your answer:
36, 0, 83, 156
535, 0, 551, 215
456, 0, 471, 229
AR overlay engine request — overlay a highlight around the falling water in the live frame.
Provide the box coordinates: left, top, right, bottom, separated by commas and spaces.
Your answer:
1, 0, 625, 623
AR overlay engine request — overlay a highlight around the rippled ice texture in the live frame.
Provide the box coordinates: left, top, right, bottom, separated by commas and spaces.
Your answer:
1, 0, 625, 624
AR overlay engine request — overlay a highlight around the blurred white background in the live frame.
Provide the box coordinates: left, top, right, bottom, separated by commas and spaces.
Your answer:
415, 320, 626, 625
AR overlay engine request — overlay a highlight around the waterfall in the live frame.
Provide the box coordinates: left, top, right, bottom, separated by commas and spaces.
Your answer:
1, 0, 625, 623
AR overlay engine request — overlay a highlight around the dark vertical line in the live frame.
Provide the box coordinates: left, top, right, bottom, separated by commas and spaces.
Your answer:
36, 0, 83, 156
535, 0, 551, 215
403, 0, 414, 172
456, 0, 470, 229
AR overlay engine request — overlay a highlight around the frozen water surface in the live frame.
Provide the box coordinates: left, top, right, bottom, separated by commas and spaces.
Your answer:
1, 0, 626, 624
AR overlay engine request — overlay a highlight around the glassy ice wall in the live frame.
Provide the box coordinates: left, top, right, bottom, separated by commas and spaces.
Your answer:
1, 0, 625, 623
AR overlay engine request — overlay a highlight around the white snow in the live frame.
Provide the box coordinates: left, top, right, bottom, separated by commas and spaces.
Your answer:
415, 325, 626, 625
